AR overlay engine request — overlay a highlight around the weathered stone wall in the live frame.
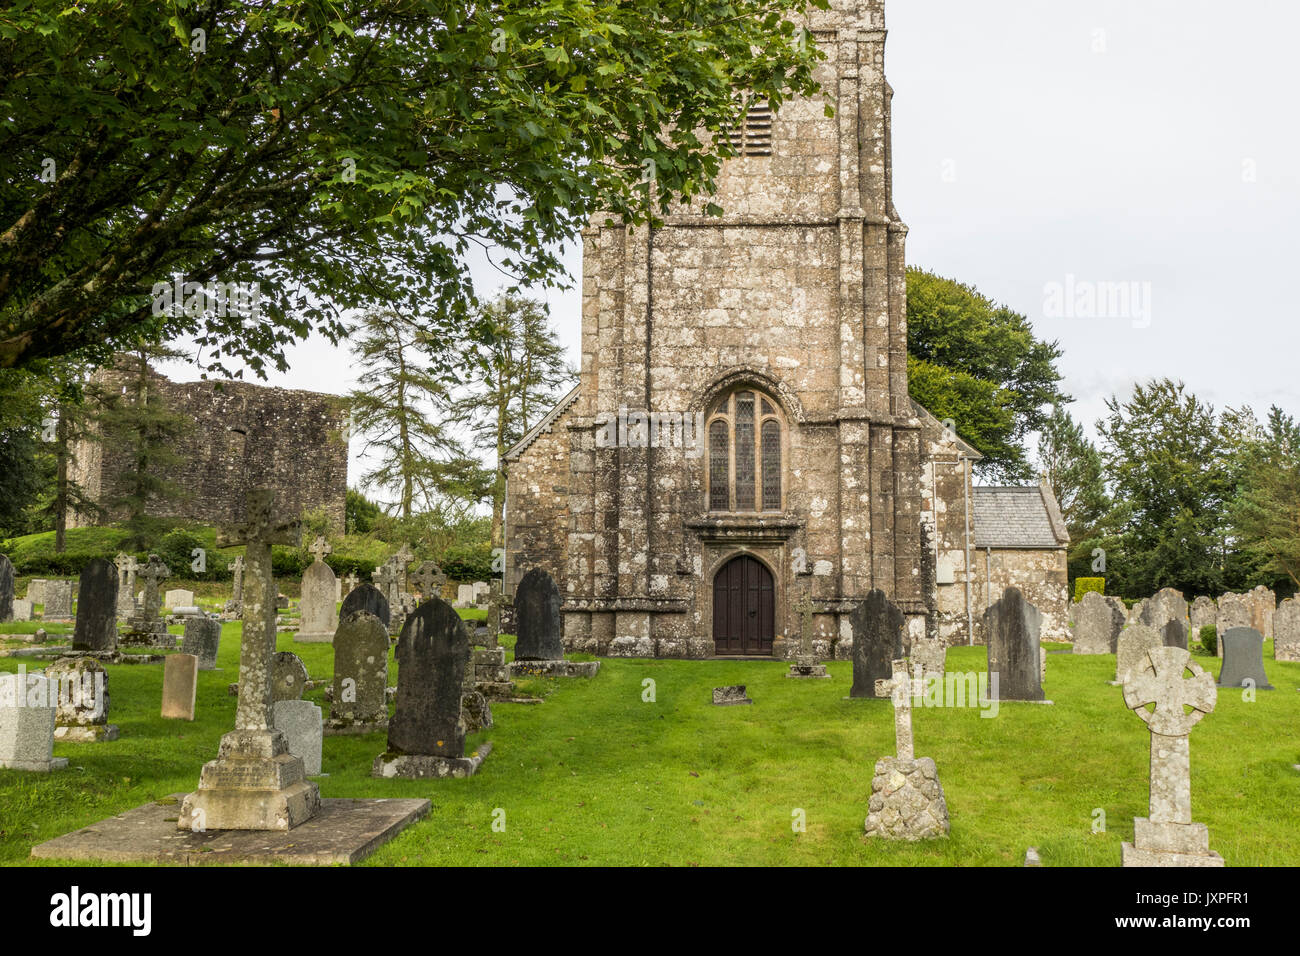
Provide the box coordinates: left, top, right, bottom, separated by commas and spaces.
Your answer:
504, 401, 575, 596
971, 549, 1071, 644
71, 360, 348, 530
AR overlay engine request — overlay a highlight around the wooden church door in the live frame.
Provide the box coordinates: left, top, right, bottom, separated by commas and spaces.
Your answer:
712, 555, 775, 656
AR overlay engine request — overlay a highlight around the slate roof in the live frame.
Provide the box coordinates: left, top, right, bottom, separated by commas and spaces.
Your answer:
972, 485, 1070, 549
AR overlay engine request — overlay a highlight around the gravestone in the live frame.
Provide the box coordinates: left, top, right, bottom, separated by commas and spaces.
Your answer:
514, 568, 563, 661
713, 685, 754, 706
1274, 597, 1300, 663
374, 597, 490, 778
372, 564, 401, 636
272, 651, 309, 701
43, 580, 74, 621
985, 588, 1045, 701
1072, 591, 1125, 655
47, 657, 118, 742
224, 555, 245, 616
164, 589, 195, 610
864, 659, 950, 841
409, 562, 448, 606
161, 654, 199, 720
1161, 618, 1188, 651
340, 583, 391, 629
123, 555, 170, 644
272, 700, 323, 776
787, 590, 830, 679
297, 537, 338, 643
11, 599, 33, 621
0, 673, 68, 771
456, 584, 475, 607
1116, 624, 1163, 685
178, 489, 320, 832
1217, 627, 1273, 690
849, 590, 904, 698
1121, 645, 1222, 867
0, 554, 13, 623
472, 581, 490, 604
326, 611, 390, 735
27, 579, 47, 606
1247, 585, 1275, 639
343, 571, 359, 596
1216, 593, 1252, 658
72, 557, 119, 654
1139, 588, 1189, 637
181, 616, 222, 670
1190, 596, 1217, 638
114, 553, 137, 620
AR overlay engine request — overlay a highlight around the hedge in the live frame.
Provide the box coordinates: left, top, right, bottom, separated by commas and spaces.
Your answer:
1073, 577, 1106, 602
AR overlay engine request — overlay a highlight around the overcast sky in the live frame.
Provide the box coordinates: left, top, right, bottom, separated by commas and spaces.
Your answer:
159, 0, 1300, 487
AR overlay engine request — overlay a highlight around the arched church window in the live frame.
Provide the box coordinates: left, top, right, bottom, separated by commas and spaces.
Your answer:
706, 388, 784, 513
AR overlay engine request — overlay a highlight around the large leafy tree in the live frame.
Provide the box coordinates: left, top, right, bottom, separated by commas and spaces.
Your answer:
1, 0, 827, 373
1230, 406, 1300, 590
447, 291, 573, 547
1096, 379, 1237, 598
907, 268, 1068, 481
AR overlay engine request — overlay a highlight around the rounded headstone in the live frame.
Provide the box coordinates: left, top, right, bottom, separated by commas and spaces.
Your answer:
513, 568, 563, 661
387, 597, 469, 758
340, 583, 391, 628
329, 611, 390, 725
272, 651, 309, 701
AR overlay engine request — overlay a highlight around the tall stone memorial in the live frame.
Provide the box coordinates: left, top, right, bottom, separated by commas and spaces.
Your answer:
224, 555, 245, 617
1072, 590, 1125, 655
510, 568, 599, 678
0, 554, 14, 623
985, 587, 1045, 701
296, 536, 338, 643
114, 553, 137, 620
373, 597, 490, 778
786, 590, 830, 679
849, 590, 904, 698
123, 555, 170, 644
72, 557, 119, 654
1121, 646, 1222, 867
179, 490, 320, 832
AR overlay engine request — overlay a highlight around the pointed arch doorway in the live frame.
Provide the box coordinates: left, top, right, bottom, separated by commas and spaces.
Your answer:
712, 555, 775, 656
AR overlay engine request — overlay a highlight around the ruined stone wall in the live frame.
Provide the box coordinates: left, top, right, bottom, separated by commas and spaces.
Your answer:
71, 362, 348, 530
504, 404, 574, 597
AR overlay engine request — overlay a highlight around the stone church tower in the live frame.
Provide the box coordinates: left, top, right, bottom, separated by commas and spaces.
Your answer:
505, 0, 931, 659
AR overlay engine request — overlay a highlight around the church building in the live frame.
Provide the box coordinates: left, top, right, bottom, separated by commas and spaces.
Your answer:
504, 0, 1069, 660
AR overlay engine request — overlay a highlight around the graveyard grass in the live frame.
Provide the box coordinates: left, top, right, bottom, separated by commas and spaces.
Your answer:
1, 621, 1298, 867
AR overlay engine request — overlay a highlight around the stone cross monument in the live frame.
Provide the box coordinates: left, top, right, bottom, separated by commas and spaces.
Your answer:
409, 561, 447, 605
114, 552, 136, 619
1120, 645, 1222, 867
786, 590, 828, 679
874, 659, 918, 761
309, 536, 333, 564
864, 658, 949, 841
179, 490, 320, 831
225, 555, 245, 616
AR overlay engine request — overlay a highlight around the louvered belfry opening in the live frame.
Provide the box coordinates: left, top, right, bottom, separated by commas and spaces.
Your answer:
723, 96, 774, 157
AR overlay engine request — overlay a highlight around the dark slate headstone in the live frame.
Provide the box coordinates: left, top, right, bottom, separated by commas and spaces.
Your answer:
1217, 627, 1274, 690
340, 583, 391, 629
985, 587, 1045, 701
1161, 618, 1188, 651
387, 598, 468, 758
181, 616, 222, 670
72, 557, 118, 653
0, 554, 13, 624
849, 590, 905, 699
513, 568, 563, 661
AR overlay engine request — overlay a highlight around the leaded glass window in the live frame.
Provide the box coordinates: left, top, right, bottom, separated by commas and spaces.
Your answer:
706, 389, 784, 513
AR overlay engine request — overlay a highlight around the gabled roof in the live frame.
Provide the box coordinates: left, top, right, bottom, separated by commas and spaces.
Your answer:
972, 484, 1070, 549
503, 383, 581, 462
910, 398, 983, 459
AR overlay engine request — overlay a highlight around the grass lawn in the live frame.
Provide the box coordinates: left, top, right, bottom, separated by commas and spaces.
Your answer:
1, 621, 1297, 866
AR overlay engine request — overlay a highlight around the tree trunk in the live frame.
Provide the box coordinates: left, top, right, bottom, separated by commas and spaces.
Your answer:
54, 408, 68, 553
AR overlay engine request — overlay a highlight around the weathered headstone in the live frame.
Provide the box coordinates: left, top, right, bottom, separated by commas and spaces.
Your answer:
1247, 585, 1275, 640
272, 651, 309, 701
1116, 624, 1163, 685
1121, 646, 1222, 867
11, 599, 33, 621
47, 657, 118, 741
513, 568, 563, 661
161, 654, 199, 720
787, 589, 830, 679
472, 581, 490, 605
181, 616, 222, 670
114, 553, 137, 620
296, 537, 338, 643
27, 578, 47, 606
224, 555, 245, 616
864, 659, 950, 841
272, 700, 323, 776
373, 597, 490, 778
1274, 596, 1300, 663
43, 580, 74, 621
0, 554, 14, 623
1139, 588, 1189, 638
1215, 592, 1252, 658
178, 489, 320, 832
0, 672, 68, 771
326, 611, 390, 735
1072, 590, 1125, 655
455, 584, 475, 607
1190, 596, 1217, 637
123, 555, 170, 644
849, 590, 904, 697
340, 583, 391, 629
1217, 627, 1273, 690
712, 685, 754, 706
164, 589, 195, 610
72, 557, 119, 654
985, 587, 1044, 701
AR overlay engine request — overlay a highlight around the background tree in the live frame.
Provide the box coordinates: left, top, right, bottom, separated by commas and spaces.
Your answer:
2, 0, 827, 372
448, 292, 573, 547
907, 267, 1068, 481
1096, 379, 1235, 598
1037, 404, 1111, 582
348, 307, 488, 519
0, 367, 47, 538
1229, 406, 1300, 591
88, 345, 191, 549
